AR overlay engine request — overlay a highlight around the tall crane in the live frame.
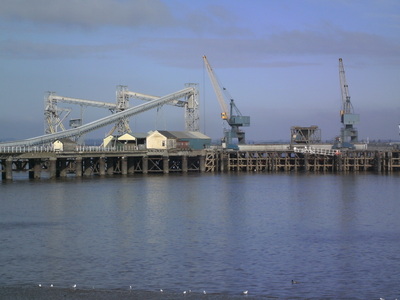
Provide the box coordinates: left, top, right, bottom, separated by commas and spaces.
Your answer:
335, 58, 359, 149
203, 55, 250, 148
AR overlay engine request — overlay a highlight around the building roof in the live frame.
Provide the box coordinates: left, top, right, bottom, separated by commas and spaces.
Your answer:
118, 133, 136, 141
151, 130, 179, 139
157, 131, 211, 140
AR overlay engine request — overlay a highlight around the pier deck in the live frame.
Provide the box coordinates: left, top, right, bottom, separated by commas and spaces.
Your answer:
1, 148, 399, 180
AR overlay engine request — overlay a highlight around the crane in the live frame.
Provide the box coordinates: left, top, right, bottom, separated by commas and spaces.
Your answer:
203, 55, 250, 149
335, 58, 359, 149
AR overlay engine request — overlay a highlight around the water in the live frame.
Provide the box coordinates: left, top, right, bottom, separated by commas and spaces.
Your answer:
0, 172, 399, 299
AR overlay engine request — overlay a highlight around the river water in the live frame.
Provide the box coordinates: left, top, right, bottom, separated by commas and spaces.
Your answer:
0, 172, 399, 299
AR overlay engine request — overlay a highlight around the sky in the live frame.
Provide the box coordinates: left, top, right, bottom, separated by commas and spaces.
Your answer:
0, 0, 399, 143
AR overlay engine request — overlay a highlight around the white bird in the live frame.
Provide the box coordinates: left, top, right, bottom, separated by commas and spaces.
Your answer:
38, 284, 41, 288
243, 290, 248, 295
203, 290, 207, 294
72, 284, 77, 289
50, 284, 53, 288
160, 289, 163, 292
129, 285, 132, 290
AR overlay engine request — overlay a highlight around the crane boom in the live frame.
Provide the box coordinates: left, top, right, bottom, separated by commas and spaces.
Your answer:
203, 55, 229, 120
339, 58, 353, 115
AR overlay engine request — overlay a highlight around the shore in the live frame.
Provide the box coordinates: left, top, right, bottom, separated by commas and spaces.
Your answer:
0, 286, 268, 300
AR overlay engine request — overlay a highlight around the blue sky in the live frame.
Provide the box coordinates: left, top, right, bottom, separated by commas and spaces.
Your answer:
0, 0, 399, 142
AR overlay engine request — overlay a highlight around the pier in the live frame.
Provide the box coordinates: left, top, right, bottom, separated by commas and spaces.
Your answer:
1, 147, 399, 180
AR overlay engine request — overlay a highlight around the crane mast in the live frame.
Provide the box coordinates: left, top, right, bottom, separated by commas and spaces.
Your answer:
339, 58, 353, 116
335, 58, 359, 149
203, 55, 250, 148
203, 56, 229, 120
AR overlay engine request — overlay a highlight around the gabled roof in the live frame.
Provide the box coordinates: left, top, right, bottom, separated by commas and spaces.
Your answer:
118, 133, 136, 141
54, 138, 76, 145
148, 130, 211, 140
151, 130, 178, 139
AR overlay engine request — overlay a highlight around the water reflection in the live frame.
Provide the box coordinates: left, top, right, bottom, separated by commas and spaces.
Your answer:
0, 173, 399, 298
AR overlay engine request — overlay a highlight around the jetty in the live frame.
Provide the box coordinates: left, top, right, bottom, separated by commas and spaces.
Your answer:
1, 146, 399, 180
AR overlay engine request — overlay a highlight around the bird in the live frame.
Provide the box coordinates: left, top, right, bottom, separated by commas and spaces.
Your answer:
183, 290, 187, 295
159, 289, 163, 292
243, 290, 248, 295
129, 285, 132, 290
72, 284, 77, 289
203, 290, 207, 294
50, 284, 53, 288
292, 280, 300, 284
38, 284, 42, 288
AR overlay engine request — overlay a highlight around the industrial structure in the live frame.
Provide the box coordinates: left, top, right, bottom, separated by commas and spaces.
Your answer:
2, 86, 198, 148
290, 125, 321, 146
44, 84, 199, 139
2, 57, 400, 181
334, 58, 360, 149
203, 56, 250, 149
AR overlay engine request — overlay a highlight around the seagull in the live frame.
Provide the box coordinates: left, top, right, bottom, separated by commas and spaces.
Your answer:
38, 284, 42, 288
203, 290, 207, 294
243, 290, 248, 295
50, 284, 53, 288
159, 289, 163, 292
129, 285, 132, 290
292, 280, 300, 284
72, 284, 77, 289
183, 290, 187, 295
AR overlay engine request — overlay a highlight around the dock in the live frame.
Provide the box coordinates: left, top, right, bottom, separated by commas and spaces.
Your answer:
1, 147, 399, 180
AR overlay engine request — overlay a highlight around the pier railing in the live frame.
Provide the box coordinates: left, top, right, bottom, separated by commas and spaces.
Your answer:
0, 145, 137, 153
293, 146, 340, 156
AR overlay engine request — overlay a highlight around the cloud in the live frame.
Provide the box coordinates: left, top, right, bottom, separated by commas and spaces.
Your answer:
135, 29, 400, 68
0, 0, 175, 28
0, 39, 127, 59
2, 26, 398, 67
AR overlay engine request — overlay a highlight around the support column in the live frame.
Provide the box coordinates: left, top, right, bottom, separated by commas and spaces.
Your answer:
182, 155, 188, 173
304, 154, 309, 172
163, 156, 169, 174
34, 160, 41, 179
59, 159, 68, 177
49, 157, 57, 179
334, 154, 342, 172
99, 156, 106, 176
5, 157, 13, 180
121, 157, 128, 175
83, 158, 93, 176
142, 156, 148, 174
76, 156, 82, 177
220, 152, 227, 172
107, 157, 114, 175
199, 155, 205, 173
128, 158, 136, 174
29, 159, 34, 179
29, 159, 41, 179
374, 151, 382, 172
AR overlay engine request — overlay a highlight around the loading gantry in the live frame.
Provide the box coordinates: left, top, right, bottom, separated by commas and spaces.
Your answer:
203, 55, 250, 149
334, 58, 359, 149
44, 84, 200, 139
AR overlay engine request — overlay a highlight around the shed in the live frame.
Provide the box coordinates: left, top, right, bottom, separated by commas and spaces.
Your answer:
146, 130, 177, 150
53, 138, 77, 152
170, 131, 211, 150
146, 130, 211, 150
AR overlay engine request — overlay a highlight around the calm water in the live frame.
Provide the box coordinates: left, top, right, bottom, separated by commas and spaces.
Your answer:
0, 172, 399, 299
